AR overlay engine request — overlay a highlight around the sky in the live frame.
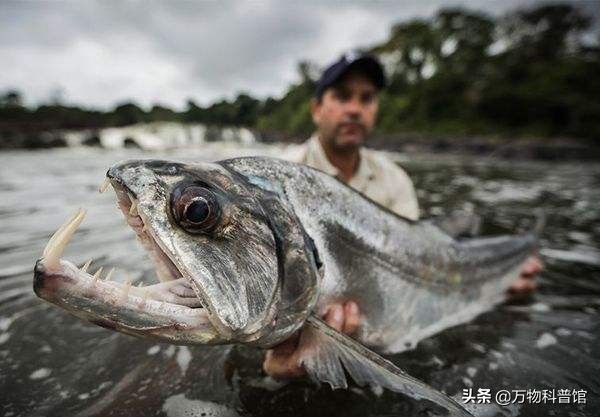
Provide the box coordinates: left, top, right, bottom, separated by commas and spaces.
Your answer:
1, 0, 597, 110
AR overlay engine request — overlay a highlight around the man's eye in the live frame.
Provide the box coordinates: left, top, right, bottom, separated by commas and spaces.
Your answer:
361, 94, 374, 104
335, 90, 351, 102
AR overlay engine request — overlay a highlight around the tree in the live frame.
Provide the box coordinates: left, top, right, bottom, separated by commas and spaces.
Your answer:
0, 90, 23, 108
110, 102, 147, 126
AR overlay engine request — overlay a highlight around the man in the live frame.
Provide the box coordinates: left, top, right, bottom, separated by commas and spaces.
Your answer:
264, 53, 542, 379
283, 53, 419, 221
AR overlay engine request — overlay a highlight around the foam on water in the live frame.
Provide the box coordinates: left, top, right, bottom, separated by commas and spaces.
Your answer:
536, 333, 558, 349
162, 394, 240, 417
29, 368, 51, 380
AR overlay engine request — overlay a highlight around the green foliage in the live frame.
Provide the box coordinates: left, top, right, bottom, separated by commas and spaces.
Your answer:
256, 81, 314, 136
258, 3, 599, 140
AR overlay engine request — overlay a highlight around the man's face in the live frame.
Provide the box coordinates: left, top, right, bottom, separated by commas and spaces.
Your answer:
311, 72, 379, 152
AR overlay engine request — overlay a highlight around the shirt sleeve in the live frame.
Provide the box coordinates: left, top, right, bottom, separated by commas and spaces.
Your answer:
381, 158, 420, 221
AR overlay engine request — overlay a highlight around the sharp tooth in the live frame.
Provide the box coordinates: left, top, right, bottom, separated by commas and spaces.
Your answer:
105, 267, 115, 282
141, 288, 149, 306
43, 209, 86, 270
129, 195, 138, 216
92, 267, 103, 281
99, 177, 111, 193
120, 279, 132, 302
81, 259, 92, 273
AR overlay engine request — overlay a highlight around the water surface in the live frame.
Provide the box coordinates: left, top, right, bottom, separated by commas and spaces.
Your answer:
1, 146, 598, 416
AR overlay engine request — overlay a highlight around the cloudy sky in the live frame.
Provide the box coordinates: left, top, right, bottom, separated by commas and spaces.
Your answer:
1, 0, 595, 110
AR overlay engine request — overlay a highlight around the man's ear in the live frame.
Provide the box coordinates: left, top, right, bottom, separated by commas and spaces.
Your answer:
310, 97, 321, 125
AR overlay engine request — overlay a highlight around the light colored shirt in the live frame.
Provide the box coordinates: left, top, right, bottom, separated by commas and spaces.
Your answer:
282, 135, 420, 220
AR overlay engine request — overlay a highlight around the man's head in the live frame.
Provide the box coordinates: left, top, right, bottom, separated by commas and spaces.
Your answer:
311, 53, 385, 153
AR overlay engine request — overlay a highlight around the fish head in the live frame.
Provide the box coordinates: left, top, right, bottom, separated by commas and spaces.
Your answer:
34, 158, 319, 347
106, 159, 283, 341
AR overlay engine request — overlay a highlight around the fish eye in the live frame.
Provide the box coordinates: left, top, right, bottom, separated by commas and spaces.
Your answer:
184, 198, 210, 224
171, 185, 221, 234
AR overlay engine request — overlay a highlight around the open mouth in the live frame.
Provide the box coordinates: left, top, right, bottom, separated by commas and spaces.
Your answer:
34, 176, 211, 331
107, 178, 186, 288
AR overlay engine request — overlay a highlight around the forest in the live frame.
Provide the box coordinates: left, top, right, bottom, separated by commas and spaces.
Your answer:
1, 3, 598, 143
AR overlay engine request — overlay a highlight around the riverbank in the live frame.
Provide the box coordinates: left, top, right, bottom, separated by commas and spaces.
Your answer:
369, 134, 600, 161
262, 130, 600, 161
1, 122, 598, 160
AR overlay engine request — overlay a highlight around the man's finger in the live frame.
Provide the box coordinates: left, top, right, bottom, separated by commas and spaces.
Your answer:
522, 256, 543, 276
325, 304, 344, 331
508, 277, 537, 294
263, 350, 304, 379
343, 301, 360, 334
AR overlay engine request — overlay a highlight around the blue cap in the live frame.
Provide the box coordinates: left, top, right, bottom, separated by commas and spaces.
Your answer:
315, 52, 386, 98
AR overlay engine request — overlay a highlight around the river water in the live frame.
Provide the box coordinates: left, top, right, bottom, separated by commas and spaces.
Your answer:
0, 145, 599, 417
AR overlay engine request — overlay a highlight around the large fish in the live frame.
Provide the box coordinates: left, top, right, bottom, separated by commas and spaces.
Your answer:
33, 157, 539, 416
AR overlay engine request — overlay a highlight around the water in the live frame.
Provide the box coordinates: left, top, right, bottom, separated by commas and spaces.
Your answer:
1, 145, 599, 416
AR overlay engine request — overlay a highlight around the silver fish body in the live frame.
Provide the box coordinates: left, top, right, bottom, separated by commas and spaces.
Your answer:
220, 157, 536, 352
33, 157, 538, 417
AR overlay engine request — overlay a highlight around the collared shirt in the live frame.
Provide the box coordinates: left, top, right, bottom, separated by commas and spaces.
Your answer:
282, 135, 419, 220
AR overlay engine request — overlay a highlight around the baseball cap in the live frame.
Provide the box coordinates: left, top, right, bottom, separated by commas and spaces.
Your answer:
315, 52, 386, 98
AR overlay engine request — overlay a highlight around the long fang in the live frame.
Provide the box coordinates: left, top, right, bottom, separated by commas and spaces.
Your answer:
43, 209, 86, 270
99, 178, 111, 193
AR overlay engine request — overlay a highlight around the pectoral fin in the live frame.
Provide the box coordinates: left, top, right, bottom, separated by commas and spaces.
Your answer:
299, 315, 472, 417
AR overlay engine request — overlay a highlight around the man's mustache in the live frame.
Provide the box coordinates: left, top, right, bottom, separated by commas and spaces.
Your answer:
336, 121, 367, 134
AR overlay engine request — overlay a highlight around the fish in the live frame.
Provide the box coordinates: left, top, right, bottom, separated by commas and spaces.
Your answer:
33, 157, 540, 416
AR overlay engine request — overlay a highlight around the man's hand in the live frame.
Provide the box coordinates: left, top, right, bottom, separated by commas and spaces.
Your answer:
508, 254, 543, 296
263, 301, 360, 380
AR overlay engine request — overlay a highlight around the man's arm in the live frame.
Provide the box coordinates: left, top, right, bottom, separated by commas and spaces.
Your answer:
376, 155, 420, 221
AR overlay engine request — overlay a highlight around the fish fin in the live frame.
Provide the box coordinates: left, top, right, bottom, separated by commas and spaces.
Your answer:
299, 315, 472, 417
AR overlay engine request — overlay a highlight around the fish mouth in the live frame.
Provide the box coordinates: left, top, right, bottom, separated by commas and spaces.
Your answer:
33, 179, 221, 344
108, 178, 186, 287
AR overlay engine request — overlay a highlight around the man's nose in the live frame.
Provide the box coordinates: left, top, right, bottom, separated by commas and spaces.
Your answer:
343, 97, 363, 118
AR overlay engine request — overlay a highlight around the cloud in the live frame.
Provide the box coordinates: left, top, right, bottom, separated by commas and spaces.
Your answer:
0, 0, 587, 110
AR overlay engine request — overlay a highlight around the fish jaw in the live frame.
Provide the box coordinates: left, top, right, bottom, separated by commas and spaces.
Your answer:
33, 210, 223, 345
